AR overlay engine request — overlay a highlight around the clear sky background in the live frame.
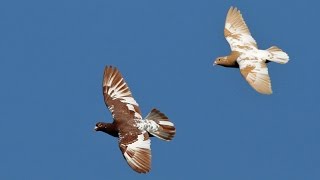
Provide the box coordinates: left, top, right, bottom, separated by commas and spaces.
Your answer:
0, 0, 319, 179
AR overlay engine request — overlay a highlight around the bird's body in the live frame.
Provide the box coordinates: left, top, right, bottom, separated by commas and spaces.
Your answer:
95, 66, 176, 173
214, 7, 289, 94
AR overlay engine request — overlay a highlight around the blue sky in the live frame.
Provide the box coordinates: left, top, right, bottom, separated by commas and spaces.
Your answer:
0, 0, 319, 179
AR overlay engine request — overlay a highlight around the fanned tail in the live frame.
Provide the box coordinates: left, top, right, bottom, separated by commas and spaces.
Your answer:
144, 109, 176, 141
266, 46, 289, 64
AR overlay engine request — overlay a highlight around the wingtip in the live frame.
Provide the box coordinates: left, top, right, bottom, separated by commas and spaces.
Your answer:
229, 6, 237, 11
105, 65, 116, 71
260, 91, 273, 95
228, 6, 241, 16
256, 88, 273, 95
104, 66, 120, 79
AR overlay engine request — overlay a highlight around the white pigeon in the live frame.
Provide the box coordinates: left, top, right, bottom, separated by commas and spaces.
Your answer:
214, 7, 289, 94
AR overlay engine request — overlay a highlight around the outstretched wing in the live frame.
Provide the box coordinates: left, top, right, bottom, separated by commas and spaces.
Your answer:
119, 130, 151, 173
238, 59, 272, 95
224, 7, 257, 52
103, 66, 142, 122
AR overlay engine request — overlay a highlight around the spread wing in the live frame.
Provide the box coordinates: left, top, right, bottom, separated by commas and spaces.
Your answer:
238, 59, 272, 95
119, 130, 151, 173
224, 7, 257, 52
103, 66, 142, 122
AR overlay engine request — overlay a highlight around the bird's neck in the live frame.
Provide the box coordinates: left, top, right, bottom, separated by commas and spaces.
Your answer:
101, 123, 119, 137
223, 51, 240, 67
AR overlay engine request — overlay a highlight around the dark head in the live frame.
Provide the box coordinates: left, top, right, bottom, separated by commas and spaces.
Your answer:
94, 122, 108, 132
94, 122, 119, 137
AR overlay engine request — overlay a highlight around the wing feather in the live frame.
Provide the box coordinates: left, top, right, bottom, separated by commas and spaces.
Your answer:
119, 131, 151, 173
103, 66, 142, 122
238, 59, 272, 94
224, 7, 257, 52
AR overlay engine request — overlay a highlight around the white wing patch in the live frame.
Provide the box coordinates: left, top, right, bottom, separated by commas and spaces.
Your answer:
224, 7, 258, 52
107, 105, 115, 118
238, 58, 272, 94
103, 66, 142, 120
126, 103, 142, 119
106, 80, 139, 106
120, 133, 151, 173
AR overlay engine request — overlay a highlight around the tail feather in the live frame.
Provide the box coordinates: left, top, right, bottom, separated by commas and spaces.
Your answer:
144, 109, 176, 141
266, 46, 289, 64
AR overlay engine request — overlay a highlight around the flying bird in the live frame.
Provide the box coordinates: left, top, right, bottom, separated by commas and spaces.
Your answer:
95, 66, 176, 173
214, 7, 289, 94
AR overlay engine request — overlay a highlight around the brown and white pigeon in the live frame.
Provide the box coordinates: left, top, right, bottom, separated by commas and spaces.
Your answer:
94, 66, 176, 173
214, 7, 289, 94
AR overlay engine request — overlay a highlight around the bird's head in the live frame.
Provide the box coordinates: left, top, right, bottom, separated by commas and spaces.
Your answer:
94, 122, 108, 132
213, 56, 228, 66
94, 122, 118, 137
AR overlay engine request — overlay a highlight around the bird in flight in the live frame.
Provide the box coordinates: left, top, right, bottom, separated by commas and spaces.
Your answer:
95, 66, 176, 173
214, 7, 289, 94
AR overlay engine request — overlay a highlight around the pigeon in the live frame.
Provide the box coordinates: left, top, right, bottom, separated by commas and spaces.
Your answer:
214, 7, 289, 94
95, 66, 176, 173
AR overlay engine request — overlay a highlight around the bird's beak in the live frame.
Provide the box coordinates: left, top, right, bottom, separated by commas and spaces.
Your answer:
213, 61, 217, 67
94, 126, 98, 131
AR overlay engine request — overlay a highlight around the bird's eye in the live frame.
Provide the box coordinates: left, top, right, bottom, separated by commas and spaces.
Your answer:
98, 124, 103, 127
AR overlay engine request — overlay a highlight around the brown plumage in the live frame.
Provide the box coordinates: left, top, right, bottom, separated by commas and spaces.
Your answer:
214, 7, 289, 94
94, 66, 176, 173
